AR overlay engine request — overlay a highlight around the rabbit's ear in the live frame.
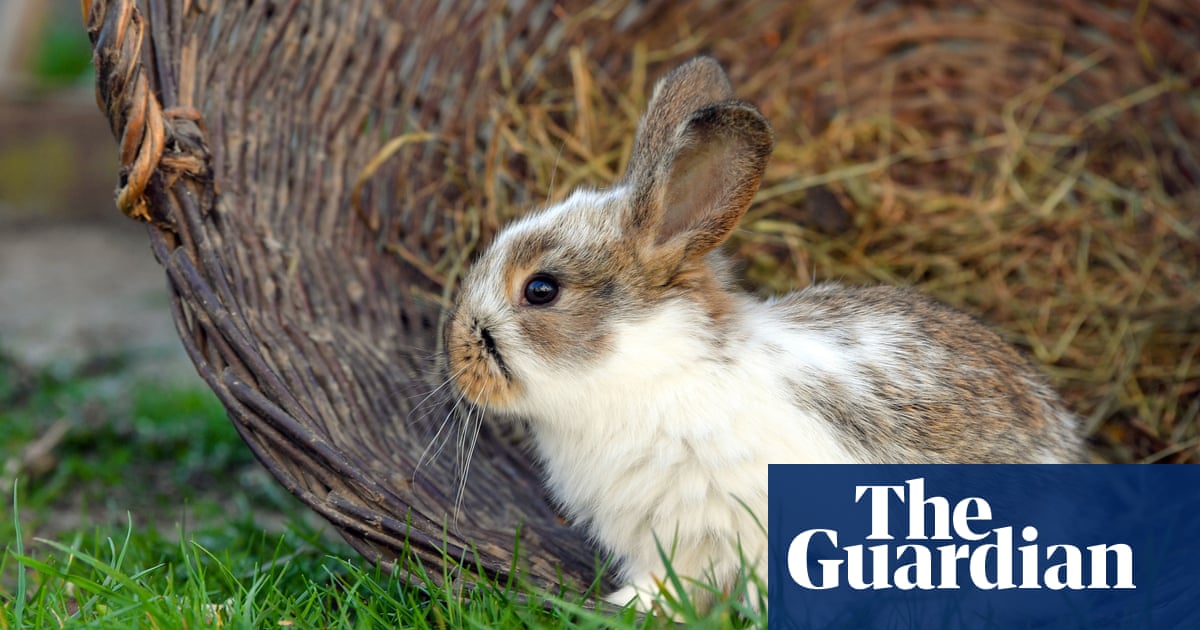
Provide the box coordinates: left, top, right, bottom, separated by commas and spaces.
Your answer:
625, 56, 735, 180
623, 59, 774, 262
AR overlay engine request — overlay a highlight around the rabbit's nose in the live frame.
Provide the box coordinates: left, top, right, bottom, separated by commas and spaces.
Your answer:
445, 318, 521, 409
475, 325, 511, 380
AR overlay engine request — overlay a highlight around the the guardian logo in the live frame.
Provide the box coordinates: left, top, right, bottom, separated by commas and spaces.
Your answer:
786, 478, 1135, 591
768, 465, 1199, 628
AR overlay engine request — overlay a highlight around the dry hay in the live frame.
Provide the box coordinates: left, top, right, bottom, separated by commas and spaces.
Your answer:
364, 1, 1199, 463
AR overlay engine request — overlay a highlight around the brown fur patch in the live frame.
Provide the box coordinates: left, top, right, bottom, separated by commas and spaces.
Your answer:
779, 284, 1084, 463
444, 306, 522, 409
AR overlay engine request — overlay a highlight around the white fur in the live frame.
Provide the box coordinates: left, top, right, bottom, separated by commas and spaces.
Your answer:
502, 187, 628, 252
498, 294, 863, 603
459, 190, 953, 607
448, 56, 1079, 612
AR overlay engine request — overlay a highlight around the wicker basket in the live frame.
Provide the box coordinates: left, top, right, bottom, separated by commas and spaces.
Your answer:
83, 0, 1199, 592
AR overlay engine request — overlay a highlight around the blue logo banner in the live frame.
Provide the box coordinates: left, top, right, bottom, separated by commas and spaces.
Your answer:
768, 465, 1200, 629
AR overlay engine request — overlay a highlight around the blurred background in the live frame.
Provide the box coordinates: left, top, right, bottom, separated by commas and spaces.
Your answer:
1, 0, 309, 544
0, 0, 191, 380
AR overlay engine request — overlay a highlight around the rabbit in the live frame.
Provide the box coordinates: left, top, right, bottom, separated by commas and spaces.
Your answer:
442, 56, 1084, 613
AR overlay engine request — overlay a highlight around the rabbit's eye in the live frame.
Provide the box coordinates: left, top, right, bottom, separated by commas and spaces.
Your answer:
523, 274, 559, 306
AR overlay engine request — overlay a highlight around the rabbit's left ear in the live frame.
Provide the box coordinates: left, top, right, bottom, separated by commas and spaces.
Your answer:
645, 103, 774, 260
622, 58, 774, 263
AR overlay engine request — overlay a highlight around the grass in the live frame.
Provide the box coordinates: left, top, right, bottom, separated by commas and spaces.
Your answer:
0, 350, 762, 628
2, 515, 762, 628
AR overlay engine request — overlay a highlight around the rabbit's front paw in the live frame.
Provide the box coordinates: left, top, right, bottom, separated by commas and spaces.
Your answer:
605, 575, 678, 617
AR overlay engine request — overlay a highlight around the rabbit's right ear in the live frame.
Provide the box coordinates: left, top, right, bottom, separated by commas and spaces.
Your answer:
622, 57, 774, 267
624, 57, 735, 179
